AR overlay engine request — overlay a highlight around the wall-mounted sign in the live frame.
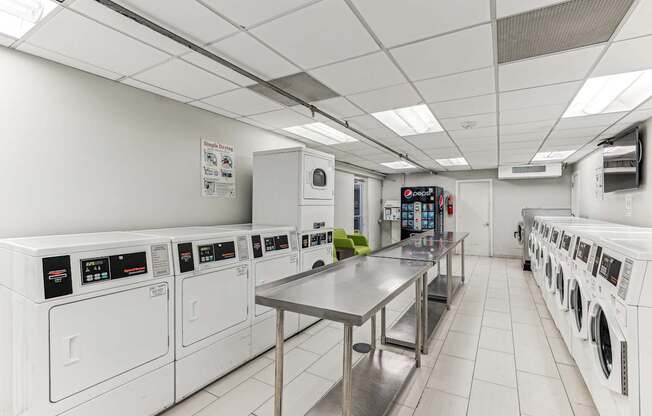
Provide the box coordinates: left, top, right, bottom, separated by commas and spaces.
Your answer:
201, 139, 235, 198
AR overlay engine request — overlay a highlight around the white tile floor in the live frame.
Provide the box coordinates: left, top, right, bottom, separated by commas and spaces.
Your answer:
160, 256, 598, 416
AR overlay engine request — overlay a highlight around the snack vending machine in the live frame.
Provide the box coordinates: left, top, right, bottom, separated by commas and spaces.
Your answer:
400, 186, 444, 239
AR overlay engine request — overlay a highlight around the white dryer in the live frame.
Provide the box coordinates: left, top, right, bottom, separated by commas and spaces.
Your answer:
138, 227, 253, 401
298, 228, 334, 329
0, 232, 175, 416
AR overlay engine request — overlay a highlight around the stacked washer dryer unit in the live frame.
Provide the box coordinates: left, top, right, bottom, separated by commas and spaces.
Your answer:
137, 227, 253, 401
0, 232, 175, 416
566, 228, 652, 416
253, 147, 335, 331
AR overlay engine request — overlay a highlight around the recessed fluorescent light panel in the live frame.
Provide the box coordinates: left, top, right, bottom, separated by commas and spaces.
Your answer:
372, 104, 443, 136
532, 150, 575, 161
564, 70, 652, 118
380, 161, 417, 170
284, 122, 358, 146
0, 0, 56, 39
436, 158, 468, 167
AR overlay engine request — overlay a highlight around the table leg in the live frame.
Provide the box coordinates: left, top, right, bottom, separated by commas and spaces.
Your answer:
446, 252, 453, 310
343, 324, 353, 416
421, 272, 428, 354
415, 276, 422, 368
461, 239, 466, 284
274, 310, 284, 416
380, 307, 386, 344
371, 314, 377, 350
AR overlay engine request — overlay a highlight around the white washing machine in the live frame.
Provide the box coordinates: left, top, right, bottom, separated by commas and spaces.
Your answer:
298, 229, 334, 329
0, 232, 175, 416
220, 224, 302, 356
138, 227, 253, 401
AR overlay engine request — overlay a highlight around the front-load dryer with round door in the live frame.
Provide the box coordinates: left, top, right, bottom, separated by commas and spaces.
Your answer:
0, 232, 175, 416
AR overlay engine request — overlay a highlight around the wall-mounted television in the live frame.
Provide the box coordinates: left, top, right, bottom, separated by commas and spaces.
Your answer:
601, 127, 642, 193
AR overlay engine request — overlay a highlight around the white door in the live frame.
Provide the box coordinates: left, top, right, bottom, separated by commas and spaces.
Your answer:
49, 284, 170, 401
303, 154, 334, 200
457, 180, 492, 256
254, 254, 299, 316
571, 172, 580, 217
182, 265, 249, 347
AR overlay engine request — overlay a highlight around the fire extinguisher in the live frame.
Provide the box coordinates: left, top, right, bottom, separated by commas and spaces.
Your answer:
447, 195, 454, 215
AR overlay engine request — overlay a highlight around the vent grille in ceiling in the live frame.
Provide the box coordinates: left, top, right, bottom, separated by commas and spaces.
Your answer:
248, 72, 339, 106
513, 165, 546, 174
497, 0, 634, 64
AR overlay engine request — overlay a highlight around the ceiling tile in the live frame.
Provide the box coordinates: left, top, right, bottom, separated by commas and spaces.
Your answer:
539, 142, 580, 151
547, 125, 606, 140
500, 104, 566, 125
347, 83, 421, 113
459, 142, 498, 151
391, 24, 494, 81
250, 0, 378, 69
499, 120, 555, 135
496, 0, 567, 18
500, 132, 548, 142
181, 52, 256, 86
617, 108, 652, 125
17, 42, 122, 80
615, 0, 652, 41
70, 0, 187, 55
25, 8, 169, 76
202, 88, 284, 115
440, 112, 497, 131
592, 36, 652, 77
423, 148, 463, 158
208, 33, 300, 80
202, 0, 314, 28
134, 59, 237, 99
311, 97, 364, 118
308, 52, 405, 95
415, 67, 495, 103
247, 108, 313, 128
597, 122, 633, 138
429, 94, 496, 119
358, 126, 401, 140
556, 112, 626, 130
449, 126, 498, 140
500, 140, 541, 150
352, 0, 490, 48
238, 117, 274, 129
118, 0, 236, 44
0, 33, 14, 47
639, 97, 652, 110
499, 45, 604, 91
405, 132, 455, 149
499, 81, 581, 111
121, 78, 192, 102
188, 101, 240, 118
464, 150, 498, 159
345, 114, 386, 130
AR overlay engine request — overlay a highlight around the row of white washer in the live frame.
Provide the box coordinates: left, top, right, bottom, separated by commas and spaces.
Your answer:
0, 224, 333, 416
528, 216, 652, 416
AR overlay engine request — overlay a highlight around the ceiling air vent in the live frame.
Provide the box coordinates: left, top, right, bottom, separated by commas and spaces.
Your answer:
497, 0, 634, 64
248, 72, 339, 106
499, 163, 562, 179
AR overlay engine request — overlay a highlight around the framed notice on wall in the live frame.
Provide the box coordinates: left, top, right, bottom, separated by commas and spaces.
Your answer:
201, 139, 235, 198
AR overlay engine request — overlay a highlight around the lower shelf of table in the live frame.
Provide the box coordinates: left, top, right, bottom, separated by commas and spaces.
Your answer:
384, 298, 448, 350
305, 349, 415, 416
428, 274, 463, 302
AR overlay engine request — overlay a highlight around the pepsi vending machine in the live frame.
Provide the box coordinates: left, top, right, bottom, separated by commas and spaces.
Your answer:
400, 186, 445, 240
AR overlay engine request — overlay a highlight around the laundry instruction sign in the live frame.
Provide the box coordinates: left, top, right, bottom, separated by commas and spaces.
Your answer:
201, 139, 236, 198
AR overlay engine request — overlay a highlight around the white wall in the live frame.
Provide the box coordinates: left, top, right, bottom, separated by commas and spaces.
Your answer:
382, 170, 571, 257
571, 119, 651, 225
334, 170, 354, 232
366, 178, 382, 249
0, 48, 301, 238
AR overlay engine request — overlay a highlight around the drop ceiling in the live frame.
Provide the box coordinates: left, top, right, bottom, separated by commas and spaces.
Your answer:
5, 0, 652, 173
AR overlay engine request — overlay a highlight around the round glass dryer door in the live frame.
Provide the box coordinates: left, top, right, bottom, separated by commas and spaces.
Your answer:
573, 284, 583, 332
546, 256, 553, 289
312, 260, 326, 269
593, 307, 613, 378
556, 266, 565, 303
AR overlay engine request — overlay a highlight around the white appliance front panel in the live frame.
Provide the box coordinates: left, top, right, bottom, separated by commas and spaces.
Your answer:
301, 247, 333, 271
49, 283, 170, 401
182, 264, 249, 347
298, 205, 334, 231
254, 255, 299, 316
302, 153, 334, 201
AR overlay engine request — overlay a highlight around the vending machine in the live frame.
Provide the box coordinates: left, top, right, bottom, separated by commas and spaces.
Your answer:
400, 186, 445, 239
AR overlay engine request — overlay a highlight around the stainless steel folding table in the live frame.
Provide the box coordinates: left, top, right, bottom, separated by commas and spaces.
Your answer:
256, 256, 431, 416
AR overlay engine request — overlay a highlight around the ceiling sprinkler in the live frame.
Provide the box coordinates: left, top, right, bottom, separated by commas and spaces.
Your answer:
460, 120, 477, 130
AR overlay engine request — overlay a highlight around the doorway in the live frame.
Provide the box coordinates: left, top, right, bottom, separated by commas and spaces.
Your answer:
354, 179, 365, 234
456, 179, 493, 256
571, 172, 580, 217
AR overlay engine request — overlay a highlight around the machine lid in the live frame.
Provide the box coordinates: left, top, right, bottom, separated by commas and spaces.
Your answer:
138, 226, 248, 242
211, 223, 296, 234
0, 231, 169, 257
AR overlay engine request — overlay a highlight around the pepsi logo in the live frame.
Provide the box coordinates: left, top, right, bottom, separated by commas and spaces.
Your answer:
403, 189, 413, 198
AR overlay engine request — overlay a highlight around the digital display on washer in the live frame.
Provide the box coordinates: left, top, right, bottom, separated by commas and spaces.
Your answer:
561, 234, 572, 251
551, 230, 559, 244
264, 235, 289, 252
81, 257, 110, 284
81, 252, 148, 284
198, 244, 215, 264
310, 232, 327, 247
599, 254, 622, 286
576, 241, 591, 263
213, 241, 236, 261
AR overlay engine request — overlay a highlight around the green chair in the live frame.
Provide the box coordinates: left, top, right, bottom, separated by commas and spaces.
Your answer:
333, 228, 371, 260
